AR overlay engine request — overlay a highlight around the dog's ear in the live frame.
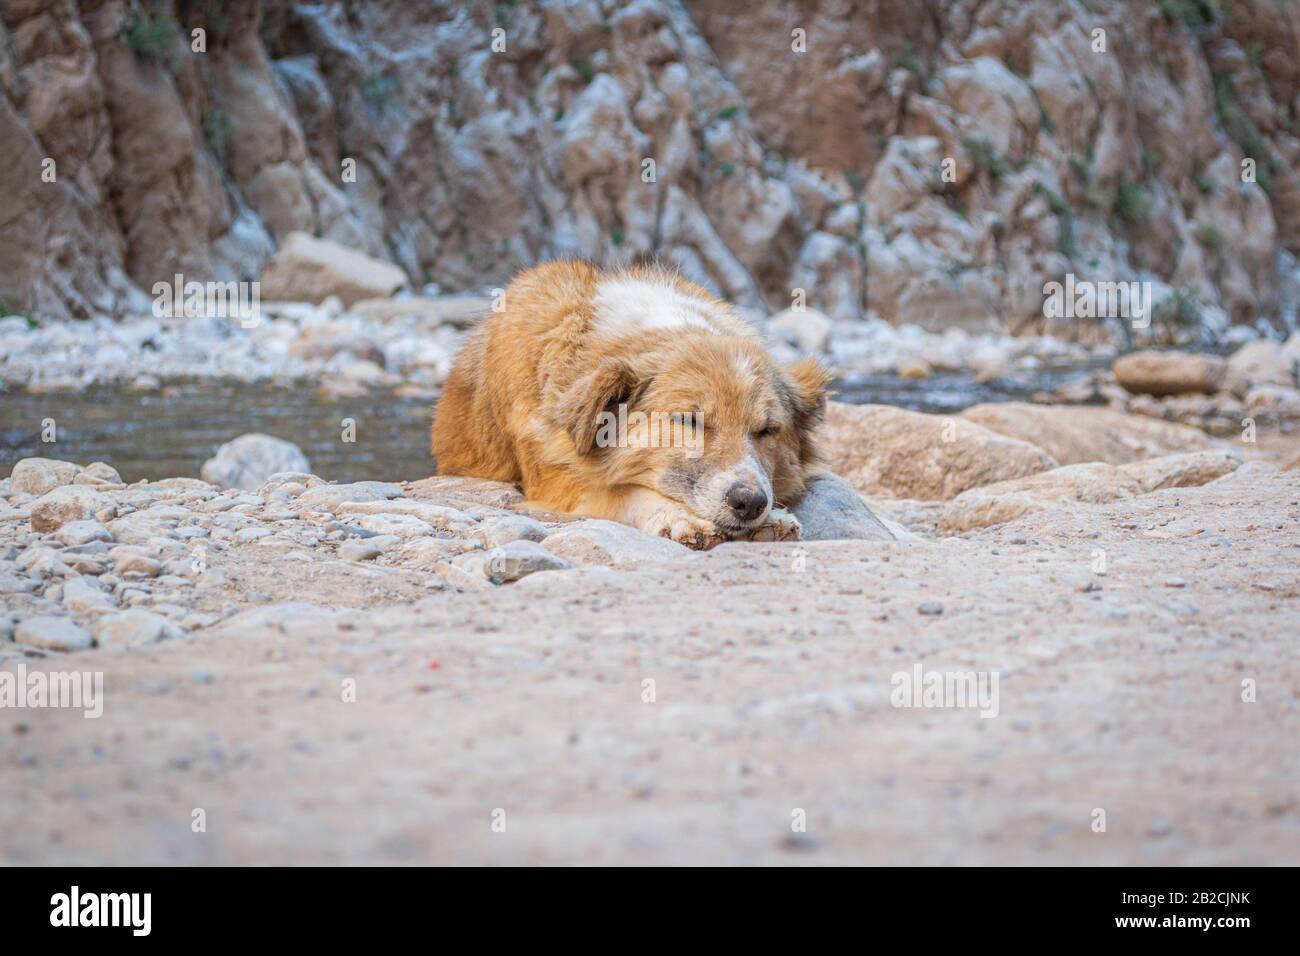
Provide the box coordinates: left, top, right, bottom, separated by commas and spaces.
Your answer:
557, 357, 643, 455
783, 357, 832, 429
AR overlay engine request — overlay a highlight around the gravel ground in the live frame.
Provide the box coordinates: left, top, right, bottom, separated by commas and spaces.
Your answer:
2, 464, 1297, 865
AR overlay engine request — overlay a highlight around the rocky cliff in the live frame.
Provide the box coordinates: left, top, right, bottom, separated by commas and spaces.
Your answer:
3, 0, 1299, 340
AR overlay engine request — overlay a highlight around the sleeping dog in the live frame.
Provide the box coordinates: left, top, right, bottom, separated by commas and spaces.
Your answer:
432, 261, 830, 549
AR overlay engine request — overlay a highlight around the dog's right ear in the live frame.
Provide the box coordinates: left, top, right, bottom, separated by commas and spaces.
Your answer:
556, 357, 641, 455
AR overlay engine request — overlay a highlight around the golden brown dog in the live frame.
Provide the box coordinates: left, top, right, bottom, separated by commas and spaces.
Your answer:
432, 261, 830, 548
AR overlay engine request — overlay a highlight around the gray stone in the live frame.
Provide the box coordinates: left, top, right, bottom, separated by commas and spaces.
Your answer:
484, 540, 574, 583
339, 540, 383, 562
0, 571, 38, 595
791, 470, 896, 542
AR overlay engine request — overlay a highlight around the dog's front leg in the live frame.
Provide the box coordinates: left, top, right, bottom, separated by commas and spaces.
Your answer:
606, 487, 725, 551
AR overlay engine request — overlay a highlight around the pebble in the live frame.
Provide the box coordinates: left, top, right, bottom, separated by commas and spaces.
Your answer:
917, 601, 945, 616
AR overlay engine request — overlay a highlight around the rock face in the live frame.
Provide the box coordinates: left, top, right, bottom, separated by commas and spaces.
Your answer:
960, 402, 1214, 465
1114, 351, 1227, 396
820, 401, 1057, 500
201, 434, 311, 491
940, 450, 1241, 532
2, 0, 1298, 341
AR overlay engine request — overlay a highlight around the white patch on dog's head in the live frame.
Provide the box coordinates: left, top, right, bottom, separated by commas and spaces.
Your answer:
593, 278, 720, 337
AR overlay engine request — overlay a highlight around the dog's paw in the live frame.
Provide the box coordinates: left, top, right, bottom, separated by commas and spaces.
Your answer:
740, 508, 802, 542
646, 508, 725, 550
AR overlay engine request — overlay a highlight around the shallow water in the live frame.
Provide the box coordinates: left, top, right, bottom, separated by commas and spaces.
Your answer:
1, 364, 1098, 484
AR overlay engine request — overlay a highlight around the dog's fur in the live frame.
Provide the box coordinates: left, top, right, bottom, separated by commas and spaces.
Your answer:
432, 261, 831, 548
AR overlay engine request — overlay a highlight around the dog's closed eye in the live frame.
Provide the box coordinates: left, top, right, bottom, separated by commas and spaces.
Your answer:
754, 422, 780, 438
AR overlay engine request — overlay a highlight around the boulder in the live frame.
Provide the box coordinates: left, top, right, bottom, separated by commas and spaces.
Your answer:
1113, 351, 1226, 397
790, 470, 896, 541
819, 402, 1057, 500
1225, 340, 1297, 396
201, 434, 311, 492
258, 232, 407, 306
28, 486, 115, 532
960, 403, 1213, 465
10, 458, 82, 496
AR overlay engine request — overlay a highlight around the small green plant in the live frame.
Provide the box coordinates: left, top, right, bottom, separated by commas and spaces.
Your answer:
961, 135, 1008, 180
1153, 287, 1203, 329
715, 105, 741, 121
202, 108, 230, 162
361, 73, 398, 110
1159, 0, 1221, 29
1193, 222, 1224, 250
553, 107, 565, 123
611, 227, 625, 247
718, 161, 736, 176
569, 56, 595, 84
1213, 72, 1274, 193
893, 42, 921, 74
1068, 154, 1091, 181
122, 12, 179, 61
1032, 182, 1070, 216
1115, 181, 1152, 224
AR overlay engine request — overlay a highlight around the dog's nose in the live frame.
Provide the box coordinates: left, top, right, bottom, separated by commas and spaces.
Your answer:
725, 484, 768, 523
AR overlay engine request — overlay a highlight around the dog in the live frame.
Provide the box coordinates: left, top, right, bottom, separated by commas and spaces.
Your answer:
431, 261, 831, 549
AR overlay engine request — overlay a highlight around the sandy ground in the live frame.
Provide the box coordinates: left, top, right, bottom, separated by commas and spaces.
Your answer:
2, 462, 1297, 865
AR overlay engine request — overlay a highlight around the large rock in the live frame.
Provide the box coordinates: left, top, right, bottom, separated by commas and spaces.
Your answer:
28, 486, 116, 532
819, 402, 1058, 501
1113, 351, 1227, 397
940, 450, 1241, 532
791, 470, 895, 541
259, 232, 406, 306
201, 434, 311, 492
10, 458, 82, 496
960, 403, 1214, 465
1225, 340, 1297, 397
